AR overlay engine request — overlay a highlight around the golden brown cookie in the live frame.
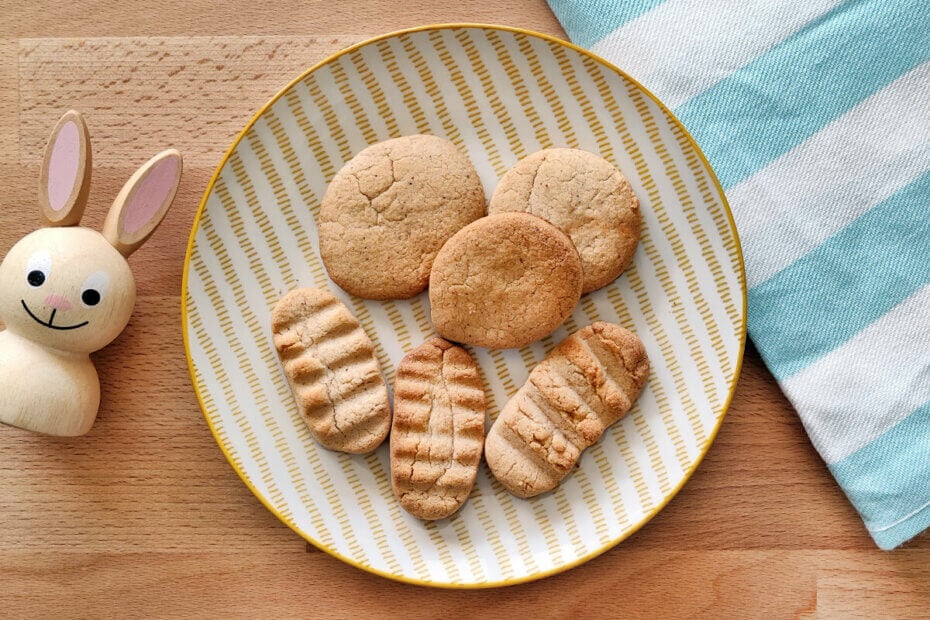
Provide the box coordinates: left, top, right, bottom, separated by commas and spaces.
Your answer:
318, 135, 486, 300
429, 212, 583, 349
271, 287, 390, 454
488, 148, 641, 293
485, 322, 649, 497
390, 337, 486, 520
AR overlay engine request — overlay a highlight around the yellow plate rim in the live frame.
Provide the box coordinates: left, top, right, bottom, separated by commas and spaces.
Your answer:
181, 22, 748, 589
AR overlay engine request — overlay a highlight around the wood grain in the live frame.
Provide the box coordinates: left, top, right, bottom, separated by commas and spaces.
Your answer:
0, 1, 927, 617
18, 36, 362, 167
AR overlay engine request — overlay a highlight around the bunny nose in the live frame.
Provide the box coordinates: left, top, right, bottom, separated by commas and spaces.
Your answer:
44, 293, 73, 311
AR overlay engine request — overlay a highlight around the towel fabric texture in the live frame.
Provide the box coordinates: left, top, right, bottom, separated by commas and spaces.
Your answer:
546, 0, 930, 548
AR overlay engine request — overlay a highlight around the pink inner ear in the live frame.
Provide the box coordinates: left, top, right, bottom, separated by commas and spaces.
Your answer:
48, 121, 80, 212
123, 155, 178, 234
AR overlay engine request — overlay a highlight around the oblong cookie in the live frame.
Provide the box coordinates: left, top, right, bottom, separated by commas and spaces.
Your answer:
318, 135, 486, 300
391, 337, 486, 520
485, 322, 649, 497
271, 287, 390, 454
429, 212, 583, 349
489, 148, 641, 293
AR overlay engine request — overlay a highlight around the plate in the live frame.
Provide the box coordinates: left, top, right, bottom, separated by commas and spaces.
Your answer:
182, 24, 746, 588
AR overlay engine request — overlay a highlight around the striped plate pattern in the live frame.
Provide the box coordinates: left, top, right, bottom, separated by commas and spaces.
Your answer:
182, 25, 746, 588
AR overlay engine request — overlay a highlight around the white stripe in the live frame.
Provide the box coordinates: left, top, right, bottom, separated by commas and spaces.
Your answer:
590, 0, 839, 109
783, 284, 930, 464
731, 61, 930, 288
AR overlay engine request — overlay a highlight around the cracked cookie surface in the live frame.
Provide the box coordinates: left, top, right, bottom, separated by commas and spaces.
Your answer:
485, 322, 650, 498
271, 287, 391, 453
318, 135, 486, 300
489, 148, 641, 293
429, 212, 583, 349
390, 337, 486, 520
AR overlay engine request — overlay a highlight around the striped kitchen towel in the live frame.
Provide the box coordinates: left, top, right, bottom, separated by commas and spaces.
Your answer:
546, 0, 930, 548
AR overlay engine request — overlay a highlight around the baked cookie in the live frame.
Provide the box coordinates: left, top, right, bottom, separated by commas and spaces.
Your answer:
271, 287, 391, 454
318, 135, 486, 300
391, 337, 486, 520
485, 322, 649, 498
429, 212, 583, 349
488, 148, 641, 293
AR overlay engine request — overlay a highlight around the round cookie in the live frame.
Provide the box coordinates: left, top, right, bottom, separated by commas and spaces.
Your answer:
318, 135, 486, 300
488, 148, 641, 293
429, 212, 583, 349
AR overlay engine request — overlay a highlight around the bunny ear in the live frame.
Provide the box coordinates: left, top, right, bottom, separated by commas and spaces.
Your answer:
102, 149, 182, 257
39, 110, 92, 226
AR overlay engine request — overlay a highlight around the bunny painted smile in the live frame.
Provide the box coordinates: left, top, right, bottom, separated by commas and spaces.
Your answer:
20, 299, 89, 331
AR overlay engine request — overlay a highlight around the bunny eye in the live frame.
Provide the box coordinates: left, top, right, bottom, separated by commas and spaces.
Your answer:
80, 271, 109, 308
82, 289, 101, 306
25, 250, 51, 288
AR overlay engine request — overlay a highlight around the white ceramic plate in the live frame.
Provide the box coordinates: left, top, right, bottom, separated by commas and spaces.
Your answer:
182, 24, 746, 588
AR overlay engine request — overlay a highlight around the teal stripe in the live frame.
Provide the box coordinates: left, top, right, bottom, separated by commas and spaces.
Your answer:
748, 172, 930, 381
674, 0, 930, 189
547, 0, 666, 49
872, 502, 930, 551
830, 400, 930, 550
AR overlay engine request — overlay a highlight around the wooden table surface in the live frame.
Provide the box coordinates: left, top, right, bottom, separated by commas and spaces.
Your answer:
1, 1, 927, 617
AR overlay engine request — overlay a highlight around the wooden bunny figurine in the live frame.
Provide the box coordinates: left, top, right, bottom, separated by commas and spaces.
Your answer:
0, 110, 182, 436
